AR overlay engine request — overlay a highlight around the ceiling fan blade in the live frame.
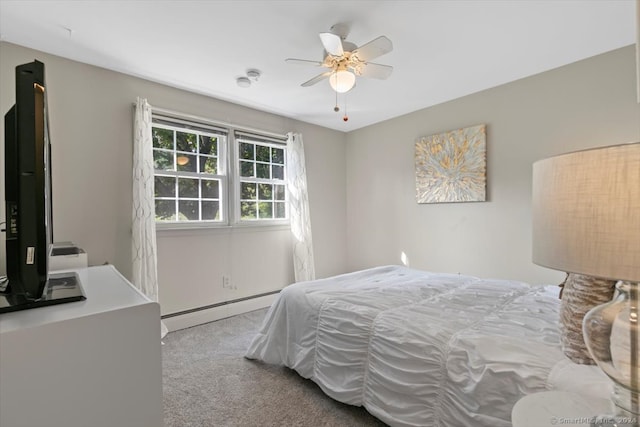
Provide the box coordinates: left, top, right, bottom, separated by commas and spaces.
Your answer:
356, 63, 393, 79
319, 32, 344, 57
301, 71, 332, 87
286, 58, 324, 66
352, 36, 393, 61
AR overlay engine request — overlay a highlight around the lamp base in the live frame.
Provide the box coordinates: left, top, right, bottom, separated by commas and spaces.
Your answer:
583, 281, 639, 427
590, 385, 639, 427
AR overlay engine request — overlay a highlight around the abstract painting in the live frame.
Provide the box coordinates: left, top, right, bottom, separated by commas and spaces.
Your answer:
415, 124, 486, 203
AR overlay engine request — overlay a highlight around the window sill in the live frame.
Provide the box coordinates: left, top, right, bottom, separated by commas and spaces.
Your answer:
155, 221, 290, 235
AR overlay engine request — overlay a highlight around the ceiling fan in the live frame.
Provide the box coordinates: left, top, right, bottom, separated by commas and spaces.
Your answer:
286, 24, 394, 94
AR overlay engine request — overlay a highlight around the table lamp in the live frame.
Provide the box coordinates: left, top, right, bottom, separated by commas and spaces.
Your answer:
532, 142, 640, 427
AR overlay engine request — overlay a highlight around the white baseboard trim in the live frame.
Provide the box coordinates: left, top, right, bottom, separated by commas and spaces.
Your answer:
162, 294, 277, 332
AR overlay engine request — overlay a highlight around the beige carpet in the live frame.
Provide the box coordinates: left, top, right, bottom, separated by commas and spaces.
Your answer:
162, 308, 387, 427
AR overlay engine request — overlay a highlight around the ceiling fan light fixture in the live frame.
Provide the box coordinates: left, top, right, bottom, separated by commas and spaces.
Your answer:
329, 70, 355, 93
176, 155, 190, 166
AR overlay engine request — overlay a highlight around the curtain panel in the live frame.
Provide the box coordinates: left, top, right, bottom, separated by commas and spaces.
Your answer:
133, 97, 168, 338
286, 132, 316, 282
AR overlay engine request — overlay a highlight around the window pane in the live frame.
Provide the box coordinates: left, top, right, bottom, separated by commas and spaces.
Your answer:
272, 165, 284, 180
155, 200, 176, 221
178, 177, 198, 198
258, 201, 272, 219
240, 161, 254, 177
202, 201, 220, 220
241, 201, 257, 219
256, 145, 270, 162
155, 176, 175, 197
272, 148, 284, 164
178, 200, 199, 221
275, 184, 285, 201
177, 154, 197, 172
201, 179, 219, 199
176, 131, 197, 153
200, 156, 218, 174
241, 182, 256, 200
275, 202, 286, 218
199, 135, 217, 156
154, 150, 174, 171
239, 143, 254, 160
256, 163, 270, 179
153, 128, 173, 149
258, 183, 272, 200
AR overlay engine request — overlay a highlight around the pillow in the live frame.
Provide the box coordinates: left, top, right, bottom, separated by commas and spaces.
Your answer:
558, 273, 616, 365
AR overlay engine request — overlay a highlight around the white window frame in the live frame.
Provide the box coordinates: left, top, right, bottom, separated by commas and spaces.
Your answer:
152, 116, 228, 229
151, 111, 289, 229
232, 132, 289, 226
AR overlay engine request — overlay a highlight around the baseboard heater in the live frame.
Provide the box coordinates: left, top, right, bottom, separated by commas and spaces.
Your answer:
161, 290, 280, 319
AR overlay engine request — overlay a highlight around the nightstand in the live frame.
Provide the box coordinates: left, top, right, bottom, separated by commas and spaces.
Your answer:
512, 391, 614, 427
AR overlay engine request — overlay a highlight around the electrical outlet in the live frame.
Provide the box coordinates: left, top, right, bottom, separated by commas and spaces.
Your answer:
222, 275, 231, 288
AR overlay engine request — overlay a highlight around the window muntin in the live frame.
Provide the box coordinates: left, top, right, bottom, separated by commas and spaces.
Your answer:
152, 123, 226, 223
236, 137, 287, 221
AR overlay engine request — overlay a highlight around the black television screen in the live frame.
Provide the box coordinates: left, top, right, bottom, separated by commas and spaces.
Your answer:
0, 60, 84, 313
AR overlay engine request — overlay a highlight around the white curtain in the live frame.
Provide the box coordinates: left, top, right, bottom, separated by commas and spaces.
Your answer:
133, 97, 168, 338
286, 132, 316, 282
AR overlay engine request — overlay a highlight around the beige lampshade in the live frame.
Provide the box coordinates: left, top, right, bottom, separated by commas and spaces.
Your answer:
532, 142, 640, 281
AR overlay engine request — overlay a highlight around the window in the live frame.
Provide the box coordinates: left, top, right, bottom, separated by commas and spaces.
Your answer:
151, 113, 287, 227
152, 118, 227, 224
236, 133, 287, 222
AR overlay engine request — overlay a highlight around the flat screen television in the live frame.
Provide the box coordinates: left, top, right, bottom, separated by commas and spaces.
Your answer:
0, 60, 84, 314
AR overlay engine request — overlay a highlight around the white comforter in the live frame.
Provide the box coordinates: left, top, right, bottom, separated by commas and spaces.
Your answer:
245, 266, 565, 427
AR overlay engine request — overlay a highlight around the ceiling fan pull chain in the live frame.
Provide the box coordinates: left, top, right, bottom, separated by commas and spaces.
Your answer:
343, 93, 349, 122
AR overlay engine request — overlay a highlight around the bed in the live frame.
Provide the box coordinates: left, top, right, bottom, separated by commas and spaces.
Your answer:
245, 265, 604, 426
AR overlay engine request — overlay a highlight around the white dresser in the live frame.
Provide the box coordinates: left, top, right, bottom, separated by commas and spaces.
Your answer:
0, 265, 164, 427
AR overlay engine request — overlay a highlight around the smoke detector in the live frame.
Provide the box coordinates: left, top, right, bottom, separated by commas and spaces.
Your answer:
236, 77, 251, 88
236, 69, 261, 88
246, 69, 261, 81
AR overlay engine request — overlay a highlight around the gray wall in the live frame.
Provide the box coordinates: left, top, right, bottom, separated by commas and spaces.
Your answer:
345, 45, 640, 285
0, 42, 348, 316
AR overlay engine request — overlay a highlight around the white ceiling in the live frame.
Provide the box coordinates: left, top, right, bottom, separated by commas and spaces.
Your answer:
0, 1, 636, 132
